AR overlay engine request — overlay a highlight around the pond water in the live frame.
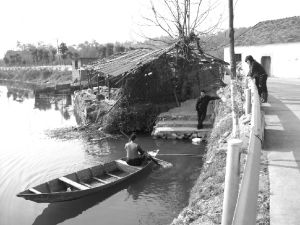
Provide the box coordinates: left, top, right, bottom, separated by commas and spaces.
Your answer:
0, 86, 205, 225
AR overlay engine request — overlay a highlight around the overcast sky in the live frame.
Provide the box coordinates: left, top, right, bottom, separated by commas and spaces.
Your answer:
0, 0, 299, 58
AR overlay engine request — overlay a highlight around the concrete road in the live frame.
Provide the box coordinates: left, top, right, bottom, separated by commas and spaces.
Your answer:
263, 78, 300, 225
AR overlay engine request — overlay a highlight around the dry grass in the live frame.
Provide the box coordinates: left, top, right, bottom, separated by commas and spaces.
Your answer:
0, 68, 72, 84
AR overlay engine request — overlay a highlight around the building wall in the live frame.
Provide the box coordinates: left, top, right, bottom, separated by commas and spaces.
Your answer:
72, 58, 97, 82
224, 42, 300, 78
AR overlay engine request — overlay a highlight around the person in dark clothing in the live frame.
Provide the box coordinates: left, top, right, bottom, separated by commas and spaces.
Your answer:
245, 55, 268, 102
195, 90, 220, 129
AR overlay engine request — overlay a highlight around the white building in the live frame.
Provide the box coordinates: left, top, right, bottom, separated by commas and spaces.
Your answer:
224, 16, 300, 78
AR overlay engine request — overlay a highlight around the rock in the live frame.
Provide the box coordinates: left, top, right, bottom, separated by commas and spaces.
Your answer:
169, 133, 177, 139
191, 133, 198, 138
197, 133, 203, 138
192, 137, 202, 144
96, 94, 105, 101
177, 134, 184, 139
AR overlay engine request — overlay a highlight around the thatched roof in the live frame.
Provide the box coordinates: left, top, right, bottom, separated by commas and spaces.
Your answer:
85, 47, 173, 77
85, 44, 228, 78
235, 16, 300, 46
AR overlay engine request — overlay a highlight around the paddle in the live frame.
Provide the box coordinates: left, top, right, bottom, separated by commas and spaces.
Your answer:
147, 151, 173, 169
143, 149, 160, 166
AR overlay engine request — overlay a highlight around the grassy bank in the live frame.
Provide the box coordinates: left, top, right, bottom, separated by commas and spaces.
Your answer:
0, 68, 72, 85
171, 82, 270, 225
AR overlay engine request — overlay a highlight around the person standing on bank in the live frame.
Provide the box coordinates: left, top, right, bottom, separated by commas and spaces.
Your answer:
124, 133, 146, 166
196, 90, 220, 129
245, 55, 268, 102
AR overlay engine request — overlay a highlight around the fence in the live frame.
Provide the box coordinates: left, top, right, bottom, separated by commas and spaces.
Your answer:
0, 65, 72, 71
221, 78, 265, 225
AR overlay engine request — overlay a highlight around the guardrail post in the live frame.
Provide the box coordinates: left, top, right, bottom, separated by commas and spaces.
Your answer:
221, 139, 243, 225
245, 89, 251, 115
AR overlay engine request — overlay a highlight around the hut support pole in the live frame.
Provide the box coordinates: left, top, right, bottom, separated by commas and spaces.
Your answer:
88, 72, 91, 89
97, 74, 100, 94
173, 89, 180, 107
79, 70, 82, 90
108, 77, 111, 100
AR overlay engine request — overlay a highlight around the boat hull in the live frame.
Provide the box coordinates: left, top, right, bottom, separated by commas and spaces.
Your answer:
17, 159, 155, 203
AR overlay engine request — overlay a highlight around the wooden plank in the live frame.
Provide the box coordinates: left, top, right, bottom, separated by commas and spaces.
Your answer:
29, 188, 42, 194
74, 172, 92, 188
58, 177, 89, 190
80, 182, 93, 188
92, 177, 109, 184
106, 172, 121, 179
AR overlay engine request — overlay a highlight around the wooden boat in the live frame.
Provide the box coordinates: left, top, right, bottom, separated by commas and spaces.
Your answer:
17, 154, 158, 203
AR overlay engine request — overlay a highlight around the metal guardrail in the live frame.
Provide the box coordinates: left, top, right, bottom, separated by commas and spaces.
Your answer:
222, 78, 264, 225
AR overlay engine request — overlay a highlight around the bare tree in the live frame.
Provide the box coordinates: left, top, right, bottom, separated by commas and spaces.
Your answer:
143, 0, 223, 41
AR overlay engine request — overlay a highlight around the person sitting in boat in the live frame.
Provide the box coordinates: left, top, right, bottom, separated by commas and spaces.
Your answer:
124, 133, 146, 166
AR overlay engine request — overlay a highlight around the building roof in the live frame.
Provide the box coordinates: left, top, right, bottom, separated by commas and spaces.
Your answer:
85, 47, 172, 77
85, 45, 227, 78
235, 16, 300, 46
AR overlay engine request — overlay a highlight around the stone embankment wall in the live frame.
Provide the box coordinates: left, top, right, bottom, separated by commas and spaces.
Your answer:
73, 86, 178, 133
73, 87, 118, 126
170, 80, 269, 225
152, 99, 219, 140
170, 84, 243, 225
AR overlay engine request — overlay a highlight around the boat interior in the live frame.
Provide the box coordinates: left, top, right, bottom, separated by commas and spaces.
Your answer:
21, 159, 143, 195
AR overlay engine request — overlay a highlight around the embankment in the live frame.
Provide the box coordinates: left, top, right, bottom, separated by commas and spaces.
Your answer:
0, 66, 72, 87
73, 87, 178, 133
171, 82, 270, 225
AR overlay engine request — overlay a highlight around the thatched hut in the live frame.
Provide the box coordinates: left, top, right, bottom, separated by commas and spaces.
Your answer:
80, 41, 228, 133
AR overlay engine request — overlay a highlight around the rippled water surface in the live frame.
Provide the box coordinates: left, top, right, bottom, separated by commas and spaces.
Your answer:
0, 86, 205, 225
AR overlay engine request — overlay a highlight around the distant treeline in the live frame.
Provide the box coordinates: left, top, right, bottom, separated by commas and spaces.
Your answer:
1, 41, 137, 66
0, 27, 249, 66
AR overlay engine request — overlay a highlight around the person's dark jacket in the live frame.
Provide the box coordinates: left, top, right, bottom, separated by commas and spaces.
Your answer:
247, 60, 267, 78
196, 95, 219, 112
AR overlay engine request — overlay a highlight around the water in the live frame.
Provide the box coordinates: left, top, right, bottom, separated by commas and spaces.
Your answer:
0, 86, 205, 225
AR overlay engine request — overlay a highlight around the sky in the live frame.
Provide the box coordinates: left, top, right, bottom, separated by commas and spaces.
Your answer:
0, 0, 299, 58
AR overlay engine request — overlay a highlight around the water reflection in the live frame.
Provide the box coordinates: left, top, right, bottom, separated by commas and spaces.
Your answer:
62, 109, 71, 120
31, 165, 187, 225
32, 92, 73, 121
34, 97, 52, 110
0, 85, 205, 225
6, 87, 32, 102
32, 181, 134, 225
34, 94, 72, 113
